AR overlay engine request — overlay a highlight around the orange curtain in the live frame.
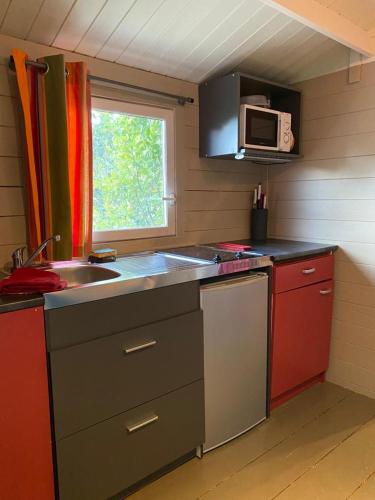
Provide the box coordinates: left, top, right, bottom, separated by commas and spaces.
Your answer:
66, 62, 93, 257
11, 49, 42, 250
12, 49, 93, 260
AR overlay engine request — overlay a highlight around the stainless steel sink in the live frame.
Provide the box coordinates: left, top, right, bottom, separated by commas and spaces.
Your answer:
46, 265, 121, 288
42, 251, 211, 293
41, 252, 217, 309
112, 252, 211, 278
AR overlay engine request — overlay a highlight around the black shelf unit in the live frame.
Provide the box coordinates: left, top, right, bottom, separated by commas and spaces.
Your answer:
199, 72, 302, 164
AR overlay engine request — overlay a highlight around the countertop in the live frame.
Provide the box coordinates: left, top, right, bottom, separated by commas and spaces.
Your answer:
0, 294, 44, 314
0, 239, 337, 313
0, 268, 44, 314
235, 239, 338, 262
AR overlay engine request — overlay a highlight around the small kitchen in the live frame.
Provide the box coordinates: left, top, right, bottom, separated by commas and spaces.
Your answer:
1, 2, 375, 500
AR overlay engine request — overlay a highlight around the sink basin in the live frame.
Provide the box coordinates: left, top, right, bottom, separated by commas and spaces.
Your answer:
47, 265, 121, 288
112, 252, 211, 278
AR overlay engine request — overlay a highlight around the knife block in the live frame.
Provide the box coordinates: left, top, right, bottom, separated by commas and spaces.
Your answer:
251, 209, 268, 241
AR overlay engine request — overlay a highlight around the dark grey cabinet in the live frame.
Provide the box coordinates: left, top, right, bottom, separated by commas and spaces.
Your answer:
51, 310, 204, 439
57, 381, 204, 500
199, 72, 301, 163
45, 281, 200, 350
45, 282, 205, 499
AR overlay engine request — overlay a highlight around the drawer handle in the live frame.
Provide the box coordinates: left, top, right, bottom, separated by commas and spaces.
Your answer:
302, 267, 316, 275
123, 340, 157, 354
126, 415, 159, 434
320, 288, 332, 295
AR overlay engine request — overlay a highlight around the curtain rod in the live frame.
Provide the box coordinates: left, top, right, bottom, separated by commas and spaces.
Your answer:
8, 56, 194, 106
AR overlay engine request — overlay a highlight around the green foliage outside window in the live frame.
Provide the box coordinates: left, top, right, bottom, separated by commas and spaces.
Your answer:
92, 109, 165, 231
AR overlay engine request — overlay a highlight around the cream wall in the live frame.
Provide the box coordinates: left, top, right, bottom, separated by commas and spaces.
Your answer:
0, 34, 262, 268
269, 61, 375, 399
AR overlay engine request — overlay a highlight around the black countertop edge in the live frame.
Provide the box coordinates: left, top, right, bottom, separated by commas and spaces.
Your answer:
234, 238, 338, 262
0, 294, 44, 314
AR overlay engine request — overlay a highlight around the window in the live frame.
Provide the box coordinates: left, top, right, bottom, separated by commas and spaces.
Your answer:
91, 98, 176, 242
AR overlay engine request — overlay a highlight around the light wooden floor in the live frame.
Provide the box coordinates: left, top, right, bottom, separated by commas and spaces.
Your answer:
132, 382, 375, 500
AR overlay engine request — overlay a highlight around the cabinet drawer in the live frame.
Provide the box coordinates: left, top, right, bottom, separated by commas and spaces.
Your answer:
273, 254, 333, 293
45, 281, 200, 350
56, 380, 204, 500
51, 310, 203, 439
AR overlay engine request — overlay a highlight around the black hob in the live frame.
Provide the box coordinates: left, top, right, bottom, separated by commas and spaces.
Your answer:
162, 245, 264, 264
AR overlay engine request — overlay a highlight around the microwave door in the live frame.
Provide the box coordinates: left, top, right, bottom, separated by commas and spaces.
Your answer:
242, 107, 279, 151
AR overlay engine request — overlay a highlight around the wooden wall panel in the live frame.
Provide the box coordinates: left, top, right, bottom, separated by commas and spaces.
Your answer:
335, 281, 375, 309
269, 61, 375, 398
0, 126, 21, 156
0, 64, 13, 96
0, 187, 24, 216
270, 218, 375, 243
269, 155, 375, 182
334, 300, 375, 332
335, 242, 375, 266
298, 54, 375, 100
335, 260, 375, 287
303, 108, 375, 141
303, 84, 375, 120
185, 170, 260, 192
0, 217, 26, 245
0, 96, 16, 126
301, 132, 375, 160
270, 178, 375, 200
185, 191, 252, 211
332, 320, 375, 352
184, 227, 250, 245
184, 210, 250, 232
184, 105, 198, 127
0, 157, 23, 186
271, 199, 375, 222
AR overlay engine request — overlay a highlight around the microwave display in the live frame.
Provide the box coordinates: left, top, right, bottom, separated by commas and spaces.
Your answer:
245, 107, 278, 148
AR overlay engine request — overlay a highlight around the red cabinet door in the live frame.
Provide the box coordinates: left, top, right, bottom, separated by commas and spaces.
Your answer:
271, 280, 334, 400
0, 307, 54, 500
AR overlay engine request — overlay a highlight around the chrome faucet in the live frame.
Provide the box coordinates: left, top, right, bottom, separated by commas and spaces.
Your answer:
12, 235, 61, 269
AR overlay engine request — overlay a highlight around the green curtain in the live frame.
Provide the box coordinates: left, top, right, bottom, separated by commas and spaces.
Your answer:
39, 55, 72, 260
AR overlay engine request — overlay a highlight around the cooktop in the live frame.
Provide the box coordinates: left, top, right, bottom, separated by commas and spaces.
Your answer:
162, 245, 262, 263
161, 245, 271, 274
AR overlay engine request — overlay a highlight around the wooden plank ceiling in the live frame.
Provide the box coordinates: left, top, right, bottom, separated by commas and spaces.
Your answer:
0, 0, 362, 83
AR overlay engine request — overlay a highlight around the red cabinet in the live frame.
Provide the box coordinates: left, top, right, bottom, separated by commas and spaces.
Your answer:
271, 255, 334, 409
0, 307, 54, 500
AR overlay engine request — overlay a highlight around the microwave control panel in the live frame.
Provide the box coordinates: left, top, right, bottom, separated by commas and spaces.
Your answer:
279, 112, 292, 152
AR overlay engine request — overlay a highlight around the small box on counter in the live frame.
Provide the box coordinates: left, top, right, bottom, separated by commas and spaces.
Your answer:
88, 248, 117, 263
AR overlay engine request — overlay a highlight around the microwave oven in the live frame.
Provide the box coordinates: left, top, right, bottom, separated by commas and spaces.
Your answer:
239, 104, 293, 152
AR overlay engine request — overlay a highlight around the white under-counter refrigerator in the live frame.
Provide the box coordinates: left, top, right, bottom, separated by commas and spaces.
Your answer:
200, 272, 268, 453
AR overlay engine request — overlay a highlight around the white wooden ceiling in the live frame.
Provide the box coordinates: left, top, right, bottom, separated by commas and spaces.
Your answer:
0, 0, 357, 83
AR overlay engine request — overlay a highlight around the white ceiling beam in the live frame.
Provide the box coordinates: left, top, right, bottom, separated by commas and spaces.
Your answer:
261, 0, 375, 57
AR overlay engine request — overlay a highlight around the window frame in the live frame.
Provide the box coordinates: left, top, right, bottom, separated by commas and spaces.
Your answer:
91, 97, 176, 242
